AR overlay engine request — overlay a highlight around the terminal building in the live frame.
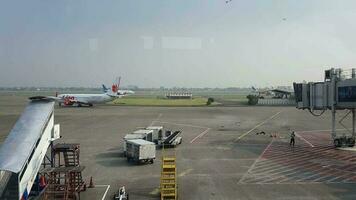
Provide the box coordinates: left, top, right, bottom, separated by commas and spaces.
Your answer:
166, 92, 193, 99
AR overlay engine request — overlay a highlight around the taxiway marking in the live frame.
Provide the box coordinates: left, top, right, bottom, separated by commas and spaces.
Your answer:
295, 132, 315, 147
234, 111, 282, 142
150, 113, 163, 126
190, 128, 211, 143
239, 138, 274, 183
152, 121, 210, 129
96, 185, 111, 200
179, 168, 193, 177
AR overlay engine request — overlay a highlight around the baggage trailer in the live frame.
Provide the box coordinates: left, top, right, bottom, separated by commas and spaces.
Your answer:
126, 139, 156, 164
123, 133, 146, 156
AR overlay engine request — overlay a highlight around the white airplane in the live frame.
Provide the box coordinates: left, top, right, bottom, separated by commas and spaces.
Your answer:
30, 78, 135, 107
102, 77, 135, 96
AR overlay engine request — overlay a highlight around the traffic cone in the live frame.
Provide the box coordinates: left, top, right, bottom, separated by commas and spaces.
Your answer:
39, 175, 46, 188
88, 176, 95, 188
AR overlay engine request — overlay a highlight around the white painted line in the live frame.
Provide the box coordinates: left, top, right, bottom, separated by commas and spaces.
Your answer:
296, 128, 346, 133
150, 113, 162, 126
96, 185, 111, 200
190, 128, 211, 143
152, 120, 210, 129
235, 111, 282, 142
295, 132, 315, 147
239, 138, 274, 183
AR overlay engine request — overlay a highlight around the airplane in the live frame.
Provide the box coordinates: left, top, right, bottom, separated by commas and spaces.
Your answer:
102, 77, 135, 96
29, 78, 135, 107
251, 86, 292, 99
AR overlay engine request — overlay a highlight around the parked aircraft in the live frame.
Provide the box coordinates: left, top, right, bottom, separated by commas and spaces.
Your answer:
251, 87, 293, 99
101, 77, 134, 96
29, 79, 134, 107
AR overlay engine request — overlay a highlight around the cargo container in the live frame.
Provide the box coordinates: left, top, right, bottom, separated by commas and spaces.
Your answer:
132, 129, 154, 142
126, 139, 156, 164
123, 133, 146, 155
146, 126, 163, 144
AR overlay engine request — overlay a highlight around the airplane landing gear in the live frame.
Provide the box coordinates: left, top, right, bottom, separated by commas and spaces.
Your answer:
334, 136, 355, 148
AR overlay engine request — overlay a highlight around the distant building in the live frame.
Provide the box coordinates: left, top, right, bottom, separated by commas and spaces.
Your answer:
166, 92, 193, 99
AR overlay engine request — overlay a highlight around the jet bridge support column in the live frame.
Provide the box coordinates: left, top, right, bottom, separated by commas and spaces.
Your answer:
331, 68, 337, 139
353, 109, 356, 138
331, 107, 336, 139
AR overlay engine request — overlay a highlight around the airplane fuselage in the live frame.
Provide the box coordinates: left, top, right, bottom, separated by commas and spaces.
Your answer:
58, 93, 117, 106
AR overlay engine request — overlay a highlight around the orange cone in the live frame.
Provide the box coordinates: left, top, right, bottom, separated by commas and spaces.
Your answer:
88, 176, 95, 188
39, 175, 46, 188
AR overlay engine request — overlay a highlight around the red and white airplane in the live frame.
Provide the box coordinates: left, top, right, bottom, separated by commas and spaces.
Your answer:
30, 78, 134, 107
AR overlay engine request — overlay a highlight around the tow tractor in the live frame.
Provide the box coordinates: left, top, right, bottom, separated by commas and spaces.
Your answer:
113, 186, 129, 200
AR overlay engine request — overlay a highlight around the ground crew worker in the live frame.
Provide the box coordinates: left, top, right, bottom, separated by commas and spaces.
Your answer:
290, 131, 296, 147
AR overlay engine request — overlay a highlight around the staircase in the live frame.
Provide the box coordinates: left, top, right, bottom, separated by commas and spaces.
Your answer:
53, 143, 80, 167
63, 150, 79, 167
160, 157, 177, 200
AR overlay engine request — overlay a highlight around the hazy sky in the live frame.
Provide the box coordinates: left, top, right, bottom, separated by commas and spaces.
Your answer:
1, 0, 356, 88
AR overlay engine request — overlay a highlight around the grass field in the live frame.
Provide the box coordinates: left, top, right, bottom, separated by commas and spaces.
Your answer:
112, 97, 214, 106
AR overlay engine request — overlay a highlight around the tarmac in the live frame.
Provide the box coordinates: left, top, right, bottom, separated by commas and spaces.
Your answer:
1, 94, 356, 199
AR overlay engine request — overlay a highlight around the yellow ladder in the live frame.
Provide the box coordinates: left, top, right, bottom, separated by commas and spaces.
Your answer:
161, 156, 177, 200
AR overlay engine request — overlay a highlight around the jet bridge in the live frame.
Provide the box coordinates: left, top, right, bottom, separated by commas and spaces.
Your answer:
0, 99, 60, 200
294, 68, 356, 147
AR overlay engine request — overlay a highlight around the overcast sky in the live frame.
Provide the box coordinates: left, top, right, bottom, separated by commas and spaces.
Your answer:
1, 0, 356, 88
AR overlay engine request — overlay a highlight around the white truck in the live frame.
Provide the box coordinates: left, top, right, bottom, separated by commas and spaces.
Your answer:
126, 139, 156, 164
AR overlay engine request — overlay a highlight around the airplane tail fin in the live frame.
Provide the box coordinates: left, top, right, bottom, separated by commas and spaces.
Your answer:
102, 84, 108, 93
104, 76, 125, 97
110, 76, 121, 94
117, 76, 121, 90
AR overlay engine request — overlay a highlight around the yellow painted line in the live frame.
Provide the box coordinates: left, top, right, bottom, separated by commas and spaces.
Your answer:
234, 111, 282, 142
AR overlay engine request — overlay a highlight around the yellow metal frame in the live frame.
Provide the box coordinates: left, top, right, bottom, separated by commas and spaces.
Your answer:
160, 144, 177, 200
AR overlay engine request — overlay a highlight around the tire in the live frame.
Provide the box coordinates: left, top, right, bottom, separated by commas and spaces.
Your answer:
347, 138, 355, 147
150, 159, 154, 164
334, 139, 341, 148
